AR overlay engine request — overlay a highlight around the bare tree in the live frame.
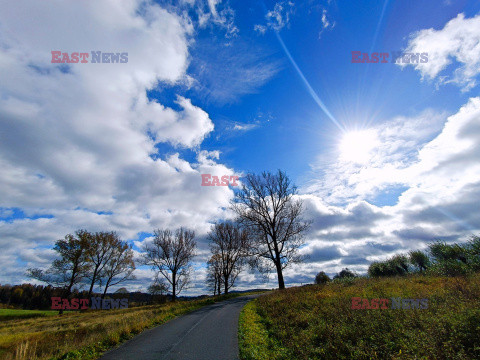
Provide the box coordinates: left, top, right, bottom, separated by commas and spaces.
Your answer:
206, 254, 223, 296
148, 276, 169, 303
231, 170, 311, 289
142, 228, 196, 301
148, 277, 169, 296
27, 230, 92, 313
85, 231, 119, 298
208, 222, 248, 294
99, 240, 136, 298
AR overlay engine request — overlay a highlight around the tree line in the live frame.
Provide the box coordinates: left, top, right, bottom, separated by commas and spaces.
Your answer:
25, 170, 311, 302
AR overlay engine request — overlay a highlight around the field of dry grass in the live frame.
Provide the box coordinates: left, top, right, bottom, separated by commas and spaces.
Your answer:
0, 295, 237, 360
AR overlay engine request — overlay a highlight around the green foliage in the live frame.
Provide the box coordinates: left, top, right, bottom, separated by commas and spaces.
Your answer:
333, 268, 357, 280
429, 241, 467, 263
409, 250, 430, 272
369, 235, 480, 278
241, 274, 480, 360
314, 271, 330, 285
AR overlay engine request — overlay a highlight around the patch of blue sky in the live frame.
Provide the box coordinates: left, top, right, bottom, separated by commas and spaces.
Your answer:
0, 207, 54, 223
368, 186, 409, 207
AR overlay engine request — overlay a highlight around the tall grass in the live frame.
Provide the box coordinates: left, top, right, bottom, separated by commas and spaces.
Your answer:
240, 274, 480, 359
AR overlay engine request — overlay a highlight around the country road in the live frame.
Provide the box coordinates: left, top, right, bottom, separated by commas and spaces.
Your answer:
100, 294, 261, 360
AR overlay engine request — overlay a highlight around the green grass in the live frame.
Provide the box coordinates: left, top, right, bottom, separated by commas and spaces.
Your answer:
0, 309, 63, 321
240, 274, 480, 360
0, 292, 258, 360
238, 300, 285, 360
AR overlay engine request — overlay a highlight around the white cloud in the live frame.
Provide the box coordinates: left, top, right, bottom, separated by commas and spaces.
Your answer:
0, 0, 240, 293
297, 97, 480, 280
254, 24, 267, 35
267, 1, 295, 31
254, 1, 295, 33
319, 9, 335, 38
232, 123, 258, 131
401, 13, 480, 91
194, 0, 238, 38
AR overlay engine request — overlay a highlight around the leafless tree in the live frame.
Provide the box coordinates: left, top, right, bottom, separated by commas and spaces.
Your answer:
85, 231, 120, 298
142, 228, 196, 301
99, 240, 136, 298
206, 254, 223, 296
231, 170, 311, 289
208, 222, 248, 294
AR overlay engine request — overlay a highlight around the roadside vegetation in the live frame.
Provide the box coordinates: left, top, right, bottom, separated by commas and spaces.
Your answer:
240, 274, 480, 359
240, 236, 480, 359
0, 309, 60, 321
0, 293, 246, 360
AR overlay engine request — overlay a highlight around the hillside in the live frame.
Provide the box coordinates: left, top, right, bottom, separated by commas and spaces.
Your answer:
239, 273, 480, 360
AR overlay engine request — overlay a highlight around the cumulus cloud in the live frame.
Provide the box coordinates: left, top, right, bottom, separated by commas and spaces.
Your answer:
296, 97, 480, 281
401, 13, 480, 91
0, 0, 239, 292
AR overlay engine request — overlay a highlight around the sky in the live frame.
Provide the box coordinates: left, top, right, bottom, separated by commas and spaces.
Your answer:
0, 0, 480, 296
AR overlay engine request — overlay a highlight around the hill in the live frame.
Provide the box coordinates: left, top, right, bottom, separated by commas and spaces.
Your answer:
239, 273, 480, 360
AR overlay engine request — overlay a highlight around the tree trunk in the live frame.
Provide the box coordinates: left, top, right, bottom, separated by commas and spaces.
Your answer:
88, 266, 99, 298
224, 275, 229, 295
172, 272, 176, 301
275, 260, 285, 290
102, 280, 110, 299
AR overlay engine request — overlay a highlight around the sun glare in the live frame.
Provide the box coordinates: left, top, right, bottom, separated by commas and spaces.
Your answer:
339, 129, 379, 164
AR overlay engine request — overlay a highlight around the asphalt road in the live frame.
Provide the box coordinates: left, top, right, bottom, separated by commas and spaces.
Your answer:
100, 294, 260, 360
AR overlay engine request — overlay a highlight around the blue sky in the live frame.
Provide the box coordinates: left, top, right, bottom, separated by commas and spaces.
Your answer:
1, 0, 480, 295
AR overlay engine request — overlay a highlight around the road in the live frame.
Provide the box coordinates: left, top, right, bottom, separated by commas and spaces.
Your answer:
100, 294, 260, 360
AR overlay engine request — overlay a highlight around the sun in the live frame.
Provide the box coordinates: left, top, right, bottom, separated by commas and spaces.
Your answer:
339, 129, 379, 164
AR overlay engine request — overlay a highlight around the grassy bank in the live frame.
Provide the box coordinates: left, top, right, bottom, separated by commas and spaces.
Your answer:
0, 293, 247, 360
239, 274, 480, 360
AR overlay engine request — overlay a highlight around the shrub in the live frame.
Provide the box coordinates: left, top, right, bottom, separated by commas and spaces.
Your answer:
333, 268, 357, 279
409, 250, 430, 272
314, 271, 331, 285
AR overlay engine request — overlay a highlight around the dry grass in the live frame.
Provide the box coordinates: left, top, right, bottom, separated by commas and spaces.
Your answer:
0, 295, 235, 360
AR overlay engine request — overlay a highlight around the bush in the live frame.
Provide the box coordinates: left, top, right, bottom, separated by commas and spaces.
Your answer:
333, 268, 357, 279
314, 271, 331, 285
426, 259, 471, 277
409, 250, 430, 272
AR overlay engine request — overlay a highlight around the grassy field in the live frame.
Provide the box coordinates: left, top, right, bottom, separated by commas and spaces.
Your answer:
239, 274, 480, 360
0, 309, 61, 321
0, 293, 249, 360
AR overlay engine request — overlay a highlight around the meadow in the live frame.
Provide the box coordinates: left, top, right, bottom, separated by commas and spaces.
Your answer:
0, 309, 61, 321
239, 273, 480, 360
0, 293, 243, 360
